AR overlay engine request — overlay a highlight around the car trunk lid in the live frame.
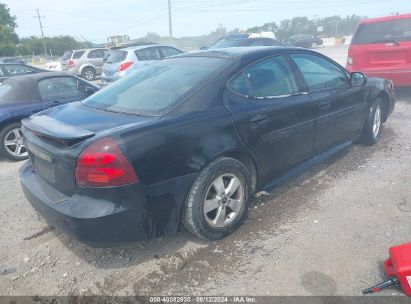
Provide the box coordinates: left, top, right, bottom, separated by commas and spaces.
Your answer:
22, 102, 158, 196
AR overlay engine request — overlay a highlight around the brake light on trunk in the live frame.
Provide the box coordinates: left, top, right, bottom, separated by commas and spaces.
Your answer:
68, 59, 75, 67
117, 61, 133, 72
75, 137, 138, 187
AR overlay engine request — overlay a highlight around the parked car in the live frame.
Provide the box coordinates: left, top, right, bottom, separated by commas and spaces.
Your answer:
101, 44, 183, 84
287, 34, 323, 48
0, 64, 44, 84
206, 35, 284, 49
20, 47, 395, 245
0, 72, 99, 160
1, 56, 26, 64
347, 13, 411, 87
61, 48, 110, 81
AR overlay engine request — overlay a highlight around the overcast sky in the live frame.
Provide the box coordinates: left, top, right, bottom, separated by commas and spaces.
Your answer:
3, 0, 411, 43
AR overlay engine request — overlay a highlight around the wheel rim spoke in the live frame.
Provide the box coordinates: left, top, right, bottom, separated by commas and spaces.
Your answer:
212, 176, 225, 196
204, 198, 220, 213
4, 140, 17, 147
4, 127, 28, 157
214, 206, 226, 226
228, 199, 242, 213
225, 177, 240, 197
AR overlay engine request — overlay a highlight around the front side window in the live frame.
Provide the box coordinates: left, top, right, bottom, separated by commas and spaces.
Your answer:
230, 56, 298, 98
82, 57, 227, 115
290, 53, 348, 91
135, 47, 161, 61
38, 77, 85, 101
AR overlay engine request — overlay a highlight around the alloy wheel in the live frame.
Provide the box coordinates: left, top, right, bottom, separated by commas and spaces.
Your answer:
203, 174, 244, 228
4, 128, 27, 158
373, 104, 381, 138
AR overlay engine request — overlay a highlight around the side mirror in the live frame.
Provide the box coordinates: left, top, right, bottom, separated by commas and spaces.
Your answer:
350, 72, 367, 87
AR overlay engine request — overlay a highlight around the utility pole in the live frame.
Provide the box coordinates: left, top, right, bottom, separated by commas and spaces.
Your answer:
168, 0, 173, 39
34, 9, 47, 60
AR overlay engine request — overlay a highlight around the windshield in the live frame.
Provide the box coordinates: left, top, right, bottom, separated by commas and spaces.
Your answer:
82, 57, 227, 115
107, 50, 127, 63
352, 17, 411, 44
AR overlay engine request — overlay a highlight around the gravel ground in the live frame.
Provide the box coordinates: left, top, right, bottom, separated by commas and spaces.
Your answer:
1, 46, 411, 297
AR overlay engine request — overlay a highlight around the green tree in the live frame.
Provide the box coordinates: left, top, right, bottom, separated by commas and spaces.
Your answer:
0, 3, 18, 56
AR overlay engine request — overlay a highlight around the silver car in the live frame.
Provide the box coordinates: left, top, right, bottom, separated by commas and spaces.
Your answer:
61, 48, 109, 81
101, 44, 182, 84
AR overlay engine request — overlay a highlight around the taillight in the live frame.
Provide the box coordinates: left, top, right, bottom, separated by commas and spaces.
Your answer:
68, 59, 75, 67
117, 61, 133, 72
75, 137, 138, 187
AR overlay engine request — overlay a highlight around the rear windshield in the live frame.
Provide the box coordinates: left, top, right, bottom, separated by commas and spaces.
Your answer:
107, 50, 127, 64
61, 51, 72, 60
352, 17, 411, 45
82, 57, 227, 115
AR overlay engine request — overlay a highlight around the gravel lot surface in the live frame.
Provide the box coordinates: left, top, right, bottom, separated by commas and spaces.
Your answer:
0, 46, 410, 297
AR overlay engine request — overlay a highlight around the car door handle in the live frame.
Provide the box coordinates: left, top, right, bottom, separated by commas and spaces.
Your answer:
250, 115, 267, 124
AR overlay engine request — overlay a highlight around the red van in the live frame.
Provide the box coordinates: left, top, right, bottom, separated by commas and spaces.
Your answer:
347, 13, 411, 87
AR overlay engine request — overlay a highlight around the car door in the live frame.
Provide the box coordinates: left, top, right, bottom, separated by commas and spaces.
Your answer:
38, 76, 87, 109
224, 55, 316, 184
289, 52, 366, 154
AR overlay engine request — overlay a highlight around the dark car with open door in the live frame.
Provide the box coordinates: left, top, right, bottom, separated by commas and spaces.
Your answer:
19, 47, 395, 246
0, 72, 99, 160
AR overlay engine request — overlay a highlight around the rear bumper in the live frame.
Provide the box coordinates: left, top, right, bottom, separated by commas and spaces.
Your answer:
19, 161, 196, 246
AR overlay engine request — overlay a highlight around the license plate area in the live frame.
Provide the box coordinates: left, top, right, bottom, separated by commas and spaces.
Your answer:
26, 141, 55, 184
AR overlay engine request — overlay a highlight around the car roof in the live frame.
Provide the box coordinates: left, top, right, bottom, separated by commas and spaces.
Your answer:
360, 13, 411, 24
178, 46, 297, 60
120, 44, 167, 51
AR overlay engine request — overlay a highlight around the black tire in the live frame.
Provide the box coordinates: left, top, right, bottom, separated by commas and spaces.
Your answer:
360, 98, 384, 145
81, 67, 96, 81
182, 157, 251, 240
0, 122, 28, 161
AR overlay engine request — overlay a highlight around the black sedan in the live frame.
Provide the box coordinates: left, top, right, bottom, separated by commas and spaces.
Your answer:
19, 47, 395, 245
287, 34, 324, 48
0, 63, 44, 83
0, 72, 99, 160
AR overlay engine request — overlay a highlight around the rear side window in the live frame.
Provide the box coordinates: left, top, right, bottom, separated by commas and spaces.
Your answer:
160, 47, 182, 58
38, 77, 85, 101
352, 18, 411, 45
290, 53, 348, 91
135, 48, 161, 61
107, 50, 127, 63
231, 56, 298, 98
72, 51, 85, 59
87, 49, 105, 58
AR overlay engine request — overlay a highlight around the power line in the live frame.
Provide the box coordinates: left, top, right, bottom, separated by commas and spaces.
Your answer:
33, 9, 47, 59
